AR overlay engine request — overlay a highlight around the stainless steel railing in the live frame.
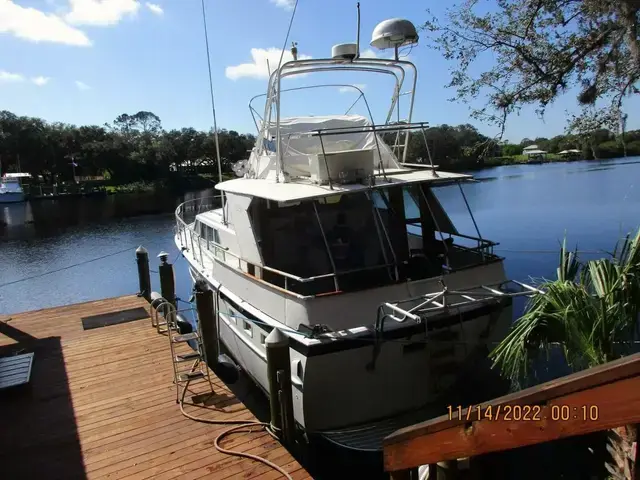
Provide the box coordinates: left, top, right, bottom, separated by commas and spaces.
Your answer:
175, 197, 500, 296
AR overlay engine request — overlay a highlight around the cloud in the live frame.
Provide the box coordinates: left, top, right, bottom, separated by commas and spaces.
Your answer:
226, 47, 312, 80
270, 0, 295, 10
339, 84, 366, 94
75, 80, 91, 90
0, 0, 91, 46
145, 2, 162, 15
0, 70, 25, 83
360, 49, 378, 59
65, 0, 140, 26
32, 76, 51, 86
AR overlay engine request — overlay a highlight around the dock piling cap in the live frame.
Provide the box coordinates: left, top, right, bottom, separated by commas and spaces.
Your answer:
136, 245, 148, 254
157, 251, 169, 262
265, 328, 289, 347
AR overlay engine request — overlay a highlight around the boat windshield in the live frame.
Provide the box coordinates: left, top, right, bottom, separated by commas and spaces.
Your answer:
248, 181, 499, 295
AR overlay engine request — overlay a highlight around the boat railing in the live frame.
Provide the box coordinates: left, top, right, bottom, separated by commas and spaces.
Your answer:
377, 279, 543, 328
176, 197, 406, 296
407, 228, 498, 261
176, 196, 501, 297
277, 121, 434, 185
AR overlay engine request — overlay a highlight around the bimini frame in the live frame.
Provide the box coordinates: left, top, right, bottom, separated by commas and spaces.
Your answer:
250, 58, 419, 182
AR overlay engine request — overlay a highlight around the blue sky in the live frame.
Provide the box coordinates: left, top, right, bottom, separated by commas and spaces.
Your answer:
1, 0, 638, 143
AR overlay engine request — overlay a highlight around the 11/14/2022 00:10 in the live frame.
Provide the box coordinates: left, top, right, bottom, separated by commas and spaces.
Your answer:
447, 404, 600, 422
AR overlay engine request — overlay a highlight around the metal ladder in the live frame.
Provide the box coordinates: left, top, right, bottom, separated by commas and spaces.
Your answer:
152, 300, 214, 403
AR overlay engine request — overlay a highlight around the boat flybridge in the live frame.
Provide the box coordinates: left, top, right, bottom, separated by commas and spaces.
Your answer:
175, 18, 538, 449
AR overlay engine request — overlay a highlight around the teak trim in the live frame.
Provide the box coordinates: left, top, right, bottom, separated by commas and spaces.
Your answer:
383, 352, 640, 472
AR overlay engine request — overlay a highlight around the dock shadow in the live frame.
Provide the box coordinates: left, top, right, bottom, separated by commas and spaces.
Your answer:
0, 332, 86, 480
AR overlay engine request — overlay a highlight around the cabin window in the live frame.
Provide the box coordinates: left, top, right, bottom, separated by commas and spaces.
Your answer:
250, 193, 395, 293
226, 305, 237, 323
260, 333, 266, 345
212, 229, 225, 260
243, 320, 253, 337
205, 226, 214, 242
314, 192, 391, 275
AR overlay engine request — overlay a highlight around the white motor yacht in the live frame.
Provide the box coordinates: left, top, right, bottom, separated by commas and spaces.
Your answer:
174, 17, 538, 448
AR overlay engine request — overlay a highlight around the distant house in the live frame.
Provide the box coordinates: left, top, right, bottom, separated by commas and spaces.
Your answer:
522, 144, 547, 163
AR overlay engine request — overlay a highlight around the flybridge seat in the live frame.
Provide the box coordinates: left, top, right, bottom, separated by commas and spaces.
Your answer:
246, 115, 401, 183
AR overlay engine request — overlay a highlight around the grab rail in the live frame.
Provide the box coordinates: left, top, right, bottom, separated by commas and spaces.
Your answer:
176, 197, 398, 295
175, 198, 500, 297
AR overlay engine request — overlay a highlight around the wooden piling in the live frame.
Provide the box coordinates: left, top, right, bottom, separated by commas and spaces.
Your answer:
265, 328, 295, 446
194, 280, 218, 367
135, 246, 151, 302
157, 251, 176, 309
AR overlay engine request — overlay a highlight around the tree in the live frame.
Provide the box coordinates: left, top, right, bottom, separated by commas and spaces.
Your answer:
424, 1, 640, 136
566, 108, 617, 159
490, 229, 640, 480
132, 111, 161, 135
501, 143, 521, 156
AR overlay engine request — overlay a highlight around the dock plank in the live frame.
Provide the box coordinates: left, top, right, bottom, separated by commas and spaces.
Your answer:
0, 295, 310, 479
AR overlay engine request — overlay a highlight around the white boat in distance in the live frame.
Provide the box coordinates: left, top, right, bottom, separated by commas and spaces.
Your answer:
0, 173, 29, 203
175, 18, 538, 447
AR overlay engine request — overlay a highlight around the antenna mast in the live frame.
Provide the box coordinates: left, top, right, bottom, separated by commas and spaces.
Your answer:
274, 0, 300, 183
355, 2, 361, 59
201, 0, 225, 223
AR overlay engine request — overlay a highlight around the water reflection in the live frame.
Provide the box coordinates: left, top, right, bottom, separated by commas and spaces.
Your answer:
1, 188, 217, 239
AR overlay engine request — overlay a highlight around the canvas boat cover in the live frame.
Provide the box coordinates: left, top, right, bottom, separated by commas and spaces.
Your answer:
246, 115, 401, 180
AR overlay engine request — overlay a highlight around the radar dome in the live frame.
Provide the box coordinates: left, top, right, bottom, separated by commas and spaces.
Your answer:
370, 18, 419, 50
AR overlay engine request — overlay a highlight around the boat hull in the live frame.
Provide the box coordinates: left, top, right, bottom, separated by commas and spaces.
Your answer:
0, 192, 25, 203
187, 263, 512, 433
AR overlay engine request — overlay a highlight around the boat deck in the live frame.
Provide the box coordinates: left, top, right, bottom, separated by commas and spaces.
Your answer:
0, 295, 310, 479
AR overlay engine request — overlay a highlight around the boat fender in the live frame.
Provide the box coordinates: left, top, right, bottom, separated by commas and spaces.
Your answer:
212, 354, 240, 385
150, 292, 165, 311
175, 313, 193, 335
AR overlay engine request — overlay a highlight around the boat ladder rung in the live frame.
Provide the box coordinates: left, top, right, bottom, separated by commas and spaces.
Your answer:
174, 351, 201, 363
177, 371, 206, 382
172, 332, 199, 343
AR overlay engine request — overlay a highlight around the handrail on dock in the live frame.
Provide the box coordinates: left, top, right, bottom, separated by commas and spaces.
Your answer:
383, 352, 640, 478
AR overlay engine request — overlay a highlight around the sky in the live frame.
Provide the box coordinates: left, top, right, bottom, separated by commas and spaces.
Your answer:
1, 0, 638, 144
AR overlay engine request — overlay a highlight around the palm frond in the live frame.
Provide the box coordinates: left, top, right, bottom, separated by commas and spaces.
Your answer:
490, 228, 640, 385
558, 236, 580, 282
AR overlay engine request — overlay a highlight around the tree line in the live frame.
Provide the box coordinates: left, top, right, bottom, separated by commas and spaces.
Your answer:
0, 110, 255, 185
1, 109, 637, 186
400, 123, 640, 171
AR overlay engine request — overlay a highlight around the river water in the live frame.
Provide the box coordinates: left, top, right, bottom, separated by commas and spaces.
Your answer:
1, 158, 637, 478
1, 157, 639, 315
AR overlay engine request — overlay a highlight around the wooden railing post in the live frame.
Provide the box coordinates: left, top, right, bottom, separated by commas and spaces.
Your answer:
383, 352, 640, 476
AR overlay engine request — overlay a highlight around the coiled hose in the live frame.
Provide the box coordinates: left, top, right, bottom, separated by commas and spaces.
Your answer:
179, 367, 293, 480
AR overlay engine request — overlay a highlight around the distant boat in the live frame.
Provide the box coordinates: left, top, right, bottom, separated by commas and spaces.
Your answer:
558, 149, 581, 160
522, 145, 547, 163
0, 173, 30, 204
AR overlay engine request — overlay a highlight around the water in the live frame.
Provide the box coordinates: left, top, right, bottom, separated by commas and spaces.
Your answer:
0, 190, 214, 314
1, 158, 637, 479
1, 158, 639, 315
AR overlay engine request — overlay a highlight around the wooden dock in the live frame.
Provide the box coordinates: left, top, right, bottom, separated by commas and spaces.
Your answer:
0, 295, 311, 480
